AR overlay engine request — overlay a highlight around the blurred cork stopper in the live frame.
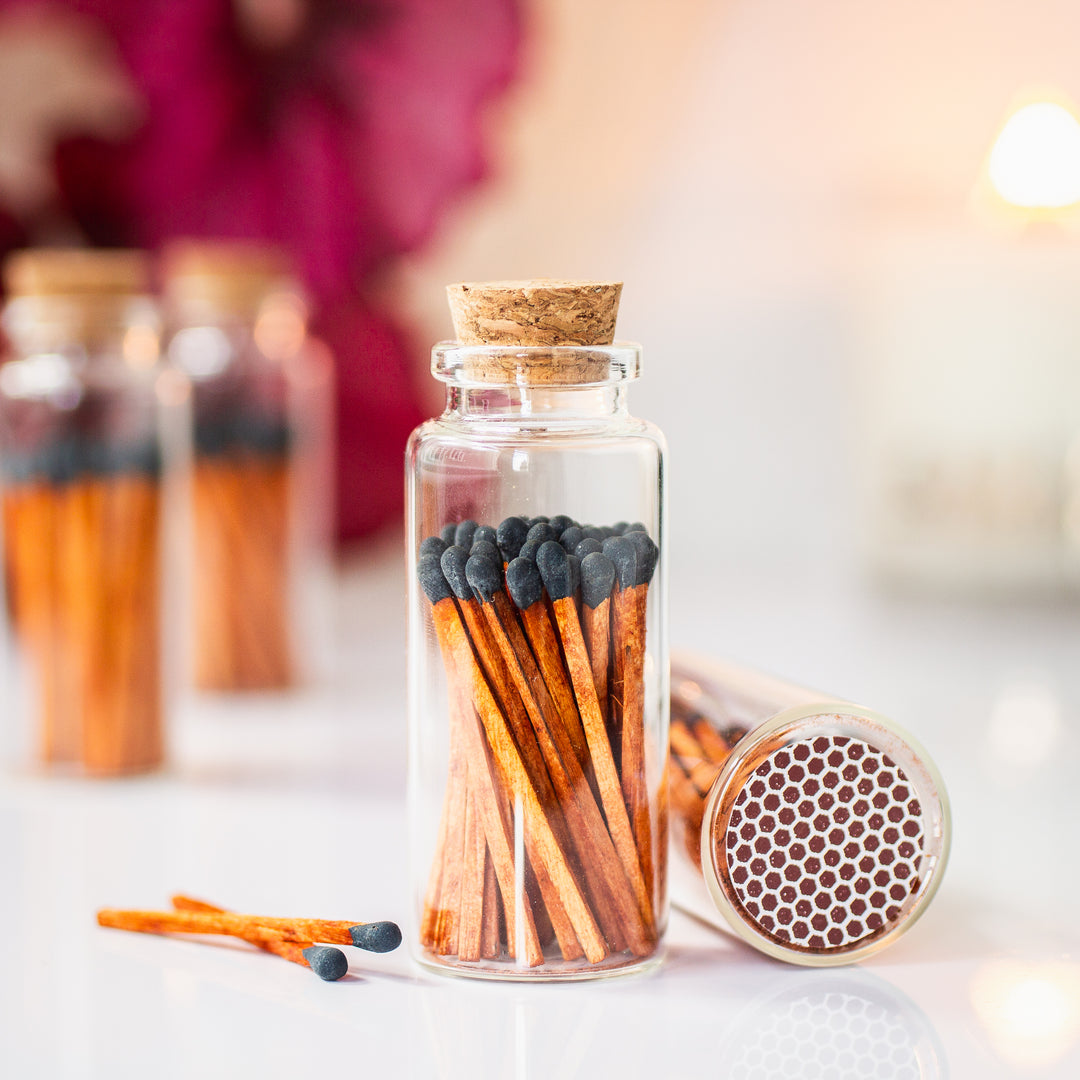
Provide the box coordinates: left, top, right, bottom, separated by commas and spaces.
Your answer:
162, 239, 296, 315
4, 248, 150, 297
447, 279, 622, 383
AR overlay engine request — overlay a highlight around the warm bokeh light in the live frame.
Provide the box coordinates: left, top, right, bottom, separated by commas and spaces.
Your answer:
254, 292, 307, 362
987, 101, 1080, 208
971, 960, 1080, 1070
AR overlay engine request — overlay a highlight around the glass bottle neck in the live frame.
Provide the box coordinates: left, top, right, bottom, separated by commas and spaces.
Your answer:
446, 383, 630, 422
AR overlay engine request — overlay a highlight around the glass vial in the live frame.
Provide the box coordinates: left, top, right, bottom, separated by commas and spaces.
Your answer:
163, 242, 334, 692
406, 281, 668, 979
0, 249, 177, 775
668, 654, 951, 965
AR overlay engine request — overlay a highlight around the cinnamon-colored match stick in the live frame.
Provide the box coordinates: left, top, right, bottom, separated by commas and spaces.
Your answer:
170, 895, 348, 980
580, 552, 614, 730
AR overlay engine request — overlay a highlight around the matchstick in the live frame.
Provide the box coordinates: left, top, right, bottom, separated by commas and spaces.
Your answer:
580, 552, 615, 729
535, 542, 656, 941
496, 516, 529, 565
170, 896, 349, 981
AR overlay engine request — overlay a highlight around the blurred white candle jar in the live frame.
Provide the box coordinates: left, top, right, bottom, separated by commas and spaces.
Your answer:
856, 98, 1080, 596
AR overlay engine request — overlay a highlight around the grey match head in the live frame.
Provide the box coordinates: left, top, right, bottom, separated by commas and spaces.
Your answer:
465, 550, 503, 603
517, 537, 543, 564
610, 521, 630, 535
548, 514, 576, 533
559, 526, 585, 553
471, 524, 498, 549
602, 536, 637, 590
349, 921, 403, 953
526, 522, 559, 545
470, 540, 501, 567
301, 945, 349, 981
506, 556, 543, 610
582, 526, 606, 542
419, 535, 448, 560
580, 552, 616, 608
496, 516, 530, 563
528, 515, 549, 526
536, 540, 572, 600
417, 553, 454, 604
574, 537, 603, 560
439, 545, 473, 601
439, 523, 457, 545
625, 530, 659, 586
454, 519, 478, 549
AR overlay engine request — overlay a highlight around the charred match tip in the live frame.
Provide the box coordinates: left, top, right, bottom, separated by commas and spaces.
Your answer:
454, 519, 479, 549
471, 525, 498, 549
517, 538, 543, 564
470, 540, 500, 567
559, 526, 585, 552
439, 523, 457, 545
548, 514, 576, 533
526, 522, 559, 545
439, 545, 472, 600
417, 553, 454, 604
602, 535, 637, 589
625, 530, 659, 585
581, 552, 616, 608
302, 945, 349, 980
506, 556, 543, 610
349, 921, 403, 953
496, 516, 530, 562
536, 540, 572, 600
574, 537, 602, 560
465, 550, 503, 603
419, 536, 448, 559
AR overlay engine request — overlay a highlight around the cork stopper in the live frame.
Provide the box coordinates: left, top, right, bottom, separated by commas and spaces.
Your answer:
4, 249, 150, 297
446, 280, 622, 384
162, 239, 296, 315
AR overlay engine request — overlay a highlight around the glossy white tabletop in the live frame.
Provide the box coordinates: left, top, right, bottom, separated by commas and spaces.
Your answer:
2, 534, 1078, 1078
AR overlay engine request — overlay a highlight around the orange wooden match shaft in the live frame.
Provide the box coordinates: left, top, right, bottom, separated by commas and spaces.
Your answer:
581, 597, 611, 727
429, 596, 607, 964
96, 908, 361, 945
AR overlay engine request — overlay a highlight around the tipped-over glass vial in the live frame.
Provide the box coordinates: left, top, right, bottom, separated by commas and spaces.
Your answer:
668, 654, 951, 965
406, 281, 668, 979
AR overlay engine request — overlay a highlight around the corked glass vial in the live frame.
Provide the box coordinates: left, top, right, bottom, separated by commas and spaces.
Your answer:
668, 654, 950, 965
162, 241, 334, 692
406, 280, 668, 978
0, 249, 182, 775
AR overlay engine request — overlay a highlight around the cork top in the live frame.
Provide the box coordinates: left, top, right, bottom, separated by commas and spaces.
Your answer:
445, 280, 622, 385
4, 249, 150, 297
162, 240, 296, 315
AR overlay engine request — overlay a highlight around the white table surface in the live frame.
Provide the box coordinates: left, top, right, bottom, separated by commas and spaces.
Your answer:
2, 532, 1078, 1078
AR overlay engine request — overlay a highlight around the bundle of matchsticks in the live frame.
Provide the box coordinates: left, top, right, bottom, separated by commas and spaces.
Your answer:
668, 702, 748, 870
2, 439, 162, 774
97, 896, 402, 981
191, 416, 294, 690
416, 513, 662, 968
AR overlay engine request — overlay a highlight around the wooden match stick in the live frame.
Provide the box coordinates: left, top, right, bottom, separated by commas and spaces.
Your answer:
417, 556, 607, 964
534, 542, 657, 941
580, 552, 615, 730
170, 895, 348, 980
96, 908, 401, 951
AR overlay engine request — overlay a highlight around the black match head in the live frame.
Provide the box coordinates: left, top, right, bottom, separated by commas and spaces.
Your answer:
349, 921, 403, 953
517, 537, 543, 564
454, 519, 478, 549
626, 521, 647, 535
472, 525, 498, 549
625, 530, 659, 585
526, 522, 559, 545
302, 945, 349, 981
559, 526, 585, 552
417, 553, 454, 604
582, 526, 606, 542
602, 536, 637, 589
506, 556, 543, 610
439, 523, 457, 545
465, 550, 503, 603
528, 515, 549, 526
419, 536, 448, 560
581, 552, 616, 608
496, 516, 530, 563
548, 514, 576, 533
470, 540, 501, 566
439, 545, 472, 600
610, 521, 630, 535
536, 540, 572, 600
574, 537, 602, 560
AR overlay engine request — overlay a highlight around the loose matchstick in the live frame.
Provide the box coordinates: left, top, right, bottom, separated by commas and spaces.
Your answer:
170, 896, 348, 981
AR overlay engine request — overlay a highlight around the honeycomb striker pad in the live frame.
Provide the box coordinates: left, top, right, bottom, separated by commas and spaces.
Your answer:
700, 705, 950, 966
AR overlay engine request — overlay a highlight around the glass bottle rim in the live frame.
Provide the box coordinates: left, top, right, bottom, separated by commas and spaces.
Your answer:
431, 341, 641, 388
